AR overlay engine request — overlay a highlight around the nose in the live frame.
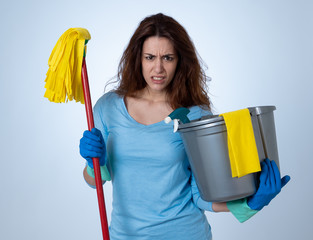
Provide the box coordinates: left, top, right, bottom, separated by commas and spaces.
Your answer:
154, 58, 164, 73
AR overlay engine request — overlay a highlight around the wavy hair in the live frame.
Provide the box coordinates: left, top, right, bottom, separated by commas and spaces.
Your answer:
115, 13, 211, 110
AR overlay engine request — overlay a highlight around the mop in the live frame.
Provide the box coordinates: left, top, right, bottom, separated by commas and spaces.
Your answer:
44, 28, 110, 240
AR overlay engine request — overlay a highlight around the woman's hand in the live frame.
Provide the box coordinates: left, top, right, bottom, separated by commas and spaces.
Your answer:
79, 128, 106, 168
247, 158, 290, 211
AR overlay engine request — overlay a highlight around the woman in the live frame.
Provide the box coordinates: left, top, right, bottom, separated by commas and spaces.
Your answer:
80, 13, 290, 240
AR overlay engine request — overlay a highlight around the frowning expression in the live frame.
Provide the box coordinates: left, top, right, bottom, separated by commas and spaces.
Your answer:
141, 36, 178, 94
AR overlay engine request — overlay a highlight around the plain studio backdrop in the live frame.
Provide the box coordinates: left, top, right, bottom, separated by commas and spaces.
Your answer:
1, 0, 312, 239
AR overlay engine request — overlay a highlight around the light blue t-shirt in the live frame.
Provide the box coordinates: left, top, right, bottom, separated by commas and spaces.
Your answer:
93, 91, 213, 240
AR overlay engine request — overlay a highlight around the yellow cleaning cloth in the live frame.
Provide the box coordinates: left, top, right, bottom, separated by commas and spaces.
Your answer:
44, 28, 91, 103
220, 109, 261, 178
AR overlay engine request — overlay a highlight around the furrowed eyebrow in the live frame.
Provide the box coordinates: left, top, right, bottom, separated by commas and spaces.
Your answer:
143, 53, 176, 57
163, 54, 175, 57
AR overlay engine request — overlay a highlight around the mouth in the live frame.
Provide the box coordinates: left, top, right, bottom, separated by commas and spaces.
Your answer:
151, 76, 166, 84
152, 76, 165, 80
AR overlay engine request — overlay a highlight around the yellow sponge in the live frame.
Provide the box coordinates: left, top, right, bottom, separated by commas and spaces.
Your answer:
220, 109, 261, 178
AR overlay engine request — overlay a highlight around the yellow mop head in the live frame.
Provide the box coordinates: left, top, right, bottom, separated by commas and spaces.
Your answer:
44, 28, 91, 104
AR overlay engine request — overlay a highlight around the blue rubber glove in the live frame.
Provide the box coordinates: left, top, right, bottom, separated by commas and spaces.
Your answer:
79, 128, 106, 168
247, 158, 290, 211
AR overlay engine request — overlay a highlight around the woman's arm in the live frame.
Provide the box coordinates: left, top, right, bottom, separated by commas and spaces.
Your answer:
83, 165, 96, 186
212, 202, 230, 212
80, 126, 111, 188
83, 165, 107, 187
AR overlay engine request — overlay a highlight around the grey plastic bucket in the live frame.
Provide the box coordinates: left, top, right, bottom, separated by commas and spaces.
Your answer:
178, 106, 280, 202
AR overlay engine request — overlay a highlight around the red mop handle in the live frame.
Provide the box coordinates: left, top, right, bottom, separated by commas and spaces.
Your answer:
81, 57, 110, 240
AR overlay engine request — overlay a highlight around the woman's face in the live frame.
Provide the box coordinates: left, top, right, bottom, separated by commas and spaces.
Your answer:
141, 36, 178, 94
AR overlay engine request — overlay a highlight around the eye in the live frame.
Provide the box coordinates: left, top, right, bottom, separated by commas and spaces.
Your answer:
145, 55, 154, 60
163, 55, 174, 61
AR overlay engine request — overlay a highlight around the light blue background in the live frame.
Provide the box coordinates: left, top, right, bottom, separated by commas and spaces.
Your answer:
1, 0, 312, 239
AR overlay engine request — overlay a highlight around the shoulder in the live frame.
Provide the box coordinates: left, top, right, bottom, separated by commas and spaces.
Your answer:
93, 91, 125, 128
94, 91, 122, 109
188, 105, 213, 121
96, 91, 121, 105
93, 91, 123, 116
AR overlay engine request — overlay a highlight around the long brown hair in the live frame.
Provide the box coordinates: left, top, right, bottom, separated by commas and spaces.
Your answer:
115, 13, 211, 110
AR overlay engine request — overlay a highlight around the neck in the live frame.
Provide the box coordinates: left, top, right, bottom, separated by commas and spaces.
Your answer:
139, 88, 168, 103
